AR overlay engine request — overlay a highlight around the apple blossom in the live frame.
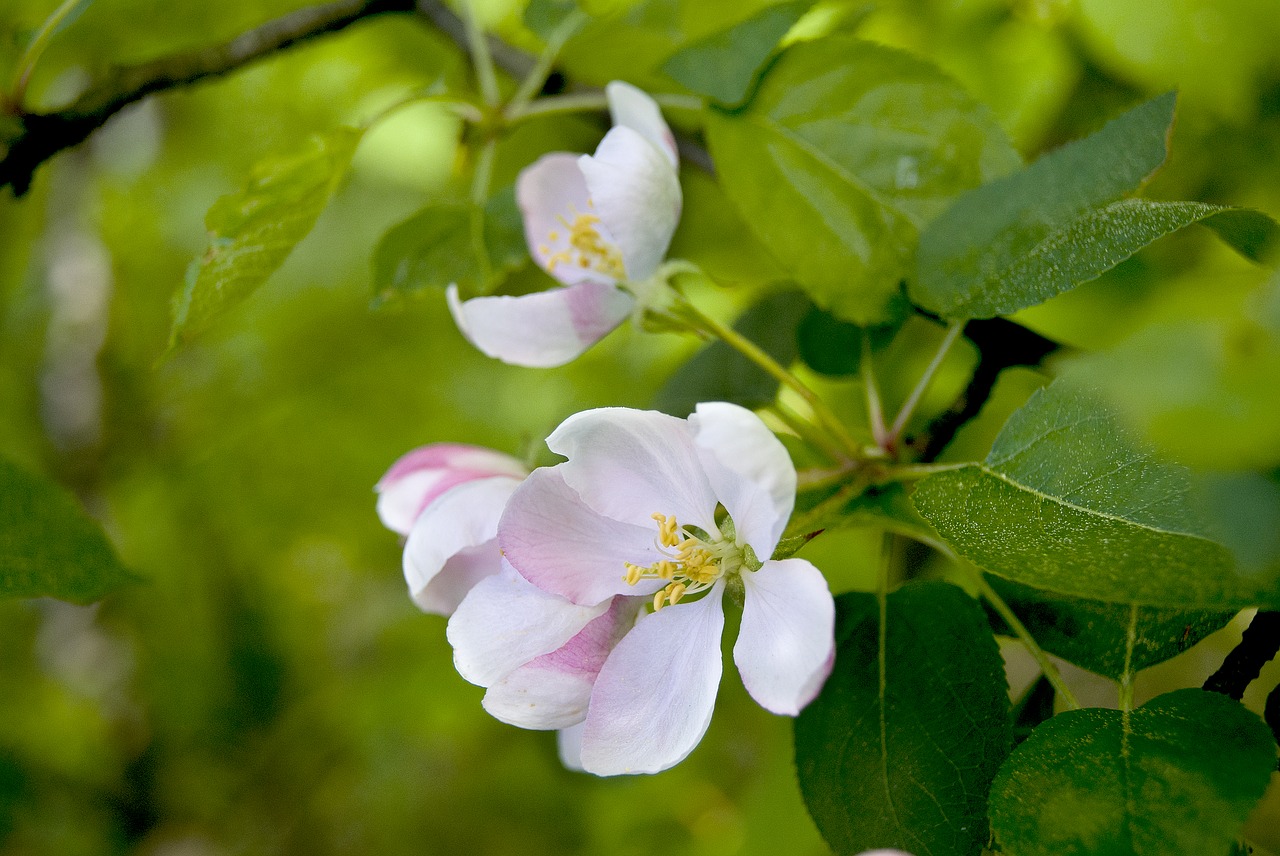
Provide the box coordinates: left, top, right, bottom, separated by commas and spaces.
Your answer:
375, 443, 527, 615
447, 81, 682, 368
447, 402, 835, 775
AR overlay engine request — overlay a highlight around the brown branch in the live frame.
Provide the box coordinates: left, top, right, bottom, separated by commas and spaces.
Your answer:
1, 0, 418, 196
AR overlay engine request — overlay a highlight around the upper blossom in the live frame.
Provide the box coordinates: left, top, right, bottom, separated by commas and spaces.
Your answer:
446, 403, 836, 775
448, 81, 682, 368
375, 443, 527, 615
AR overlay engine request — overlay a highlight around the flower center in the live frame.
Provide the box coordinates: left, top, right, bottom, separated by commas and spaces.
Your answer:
623, 513, 745, 612
540, 211, 626, 279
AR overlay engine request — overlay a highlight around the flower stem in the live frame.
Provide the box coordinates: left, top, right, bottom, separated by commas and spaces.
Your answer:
7, 0, 85, 112
861, 332, 889, 450
887, 320, 964, 446
505, 91, 608, 123
676, 297, 863, 462
506, 10, 588, 114
965, 565, 1082, 710
767, 402, 847, 465
460, 0, 500, 107
880, 462, 967, 482
785, 472, 870, 537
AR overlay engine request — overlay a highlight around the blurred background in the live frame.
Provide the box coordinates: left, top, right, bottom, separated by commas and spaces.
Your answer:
2, 0, 1279, 853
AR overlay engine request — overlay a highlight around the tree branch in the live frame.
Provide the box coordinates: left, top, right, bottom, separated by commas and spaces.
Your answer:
1, 0, 418, 196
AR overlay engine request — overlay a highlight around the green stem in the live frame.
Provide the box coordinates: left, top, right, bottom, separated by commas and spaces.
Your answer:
7, 0, 86, 111
1119, 603, 1138, 711
506, 10, 587, 114
879, 462, 967, 482
785, 472, 870, 537
861, 332, 889, 449
887, 320, 964, 445
677, 297, 863, 461
505, 91, 608, 123
966, 566, 1082, 710
767, 402, 846, 465
467, 137, 497, 284
653, 93, 705, 113
460, 0, 500, 107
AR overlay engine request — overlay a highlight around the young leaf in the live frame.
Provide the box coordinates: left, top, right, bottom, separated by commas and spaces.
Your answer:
706, 36, 1019, 324
912, 92, 1226, 318
372, 189, 527, 302
660, 2, 809, 107
989, 689, 1275, 856
653, 289, 810, 416
171, 127, 362, 346
985, 577, 1235, 680
795, 581, 1010, 856
0, 457, 139, 604
912, 377, 1279, 609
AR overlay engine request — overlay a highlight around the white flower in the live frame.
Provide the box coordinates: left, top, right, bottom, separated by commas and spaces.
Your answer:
446, 403, 835, 775
375, 443, 527, 615
447, 81, 682, 367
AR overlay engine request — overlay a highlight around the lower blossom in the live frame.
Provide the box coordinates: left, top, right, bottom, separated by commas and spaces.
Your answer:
446, 402, 835, 775
375, 443, 527, 615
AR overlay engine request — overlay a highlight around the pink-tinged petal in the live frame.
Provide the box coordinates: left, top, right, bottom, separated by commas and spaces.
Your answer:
606, 81, 679, 167
446, 566, 609, 687
516, 153, 618, 287
500, 468, 667, 605
483, 596, 643, 730
579, 126, 681, 282
401, 476, 519, 615
734, 559, 835, 715
690, 402, 796, 558
545, 407, 717, 533
375, 444, 525, 535
558, 722, 586, 772
447, 282, 633, 368
579, 582, 726, 776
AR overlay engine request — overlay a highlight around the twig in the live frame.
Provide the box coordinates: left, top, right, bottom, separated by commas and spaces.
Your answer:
2, 0, 417, 195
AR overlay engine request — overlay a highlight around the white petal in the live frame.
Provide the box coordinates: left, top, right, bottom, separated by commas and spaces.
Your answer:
734, 559, 835, 715
516, 153, 618, 287
690, 402, 796, 557
545, 407, 718, 534
447, 282, 633, 368
580, 126, 682, 282
402, 476, 520, 615
579, 582, 726, 776
557, 722, 586, 772
483, 596, 642, 730
606, 81, 679, 167
446, 567, 609, 687
375, 444, 525, 535
499, 468, 667, 605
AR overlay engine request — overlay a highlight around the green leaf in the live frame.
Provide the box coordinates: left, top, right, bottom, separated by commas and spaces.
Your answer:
653, 289, 810, 416
659, 2, 808, 106
372, 189, 528, 302
912, 93, 1184, 318
0, 457, 139, 604
706, 36, 1019, 324
916, 196, 1280, 319
795, 581, 1010, 856
795, 307, 896, 377
524, 0, 583, 41
986, 577, 1235, 680
912, 378, 1278, 608
171, 127, 361, 346
989, 689, 1275, 856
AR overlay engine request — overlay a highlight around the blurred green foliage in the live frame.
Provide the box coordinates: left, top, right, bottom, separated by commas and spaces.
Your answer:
2, 0, 1279, 853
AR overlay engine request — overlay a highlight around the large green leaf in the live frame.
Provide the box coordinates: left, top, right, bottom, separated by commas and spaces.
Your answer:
912, 378, 1279, 608
989, 689, 1275, 856
659, 2, 808, 106
795, 581, 1010, 856
171, 127, 362, 346
912, 92, 1175, 318
372, 189, 527, 302
707, 36, 1019, 324
0, 457, 138, 603
986, 577, 1235, 680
